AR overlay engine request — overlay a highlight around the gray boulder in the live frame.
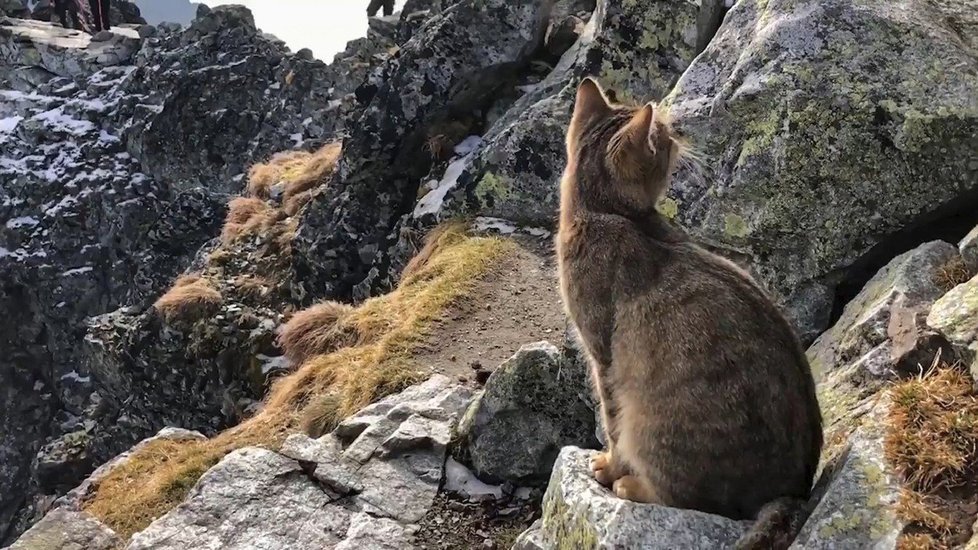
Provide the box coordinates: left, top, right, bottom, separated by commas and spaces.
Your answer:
454, 341, 598, 485
791, 400, 904, 549
665, 0, 978, 342
960, 225, 978, 274
7, 508, 120, 550
527, 447, 749, 549
808, 241, 960, 382
126, 376, 471, 549
927, 274, 978, 380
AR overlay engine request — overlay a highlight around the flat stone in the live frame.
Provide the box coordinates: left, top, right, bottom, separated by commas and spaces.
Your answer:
8, 508, 120, 550
535, 447, 749, 549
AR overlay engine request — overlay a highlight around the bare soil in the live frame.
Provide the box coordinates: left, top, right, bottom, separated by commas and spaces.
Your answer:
415, 491, 542, 550
414, 235, 566, 387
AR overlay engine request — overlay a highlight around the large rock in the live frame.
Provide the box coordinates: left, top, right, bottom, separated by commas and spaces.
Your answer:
7, 508, 120, 550
665, 0, 978, 341
791, 400, 904, 549
808, 241, 959, 382
126, 376, 472, 549
454, 341, 598, 485
927, 274, 978, 379
293, 0, 554, 300
528, 447, 749, 549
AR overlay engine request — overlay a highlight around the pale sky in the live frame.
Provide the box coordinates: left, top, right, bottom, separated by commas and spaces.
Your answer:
203, 0, 408, 60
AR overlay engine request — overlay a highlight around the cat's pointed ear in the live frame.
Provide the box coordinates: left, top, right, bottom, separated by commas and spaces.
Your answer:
620, 103, 656, 152
572, 78, 612, 126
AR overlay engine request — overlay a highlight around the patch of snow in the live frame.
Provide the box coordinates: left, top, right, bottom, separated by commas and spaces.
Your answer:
473, 216, 517, 235
290, 132, 304, 147
0, 247, 10, 258
256, 354, 292, 376
5, 216, 39, 229
414, 154, 473, 217
62, 266, 94, 276
453, 135, 483, 156
32, 107, 96, 136
0, 116, 23, 133
524, 227, 551, 238
444, 458, 504, 500
60, 371, 92, 383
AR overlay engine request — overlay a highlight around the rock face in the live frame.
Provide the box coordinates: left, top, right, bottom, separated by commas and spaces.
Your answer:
0, 8, 346, 541
293, 0, 555, 300
454, 341, 598, 485
665, 0, 978, 341
126, 376, 473, 549
529, 447, 749, 549
6, 508, 121, 550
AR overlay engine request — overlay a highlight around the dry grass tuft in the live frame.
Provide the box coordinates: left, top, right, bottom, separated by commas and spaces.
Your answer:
885, 366, 978, 492
84, 224, 512, 540
221, 197, 277, 243
246, 143, 341, 215
897, 532, 944, 550
277, 301, 358, 365
933, 256, 972, 294
886, 363, 978, 548
300, 392, 343, 438
154, 278, 222, 323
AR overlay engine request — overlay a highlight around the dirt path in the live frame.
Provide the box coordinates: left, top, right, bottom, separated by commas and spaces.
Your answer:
414, 235, 567, 386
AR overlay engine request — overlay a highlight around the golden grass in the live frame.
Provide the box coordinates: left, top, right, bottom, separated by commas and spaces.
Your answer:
221, 197, 278, 243
83, 224, 512, 540
886, 364, 978, 548
300, 393, 343, 438
154, 278, 222, 323
277, 301, 357, 365
246, 143, 341, 216
933, 256, 972, 294
885, 366, 978, 492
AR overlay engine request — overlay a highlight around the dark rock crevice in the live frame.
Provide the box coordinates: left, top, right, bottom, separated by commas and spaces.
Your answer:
826, 188, 978, 330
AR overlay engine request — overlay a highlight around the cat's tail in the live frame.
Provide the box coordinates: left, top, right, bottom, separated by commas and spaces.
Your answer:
733, 497, 812, 550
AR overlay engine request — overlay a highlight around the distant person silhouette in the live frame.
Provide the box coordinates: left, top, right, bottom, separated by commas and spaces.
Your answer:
54, 0, 83, 30
88, 0, 111, 32
366, 0, 394, 17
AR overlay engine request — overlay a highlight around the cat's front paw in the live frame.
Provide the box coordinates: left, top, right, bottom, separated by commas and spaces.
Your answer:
612, 475, 657, 504
590, 451, 617, 486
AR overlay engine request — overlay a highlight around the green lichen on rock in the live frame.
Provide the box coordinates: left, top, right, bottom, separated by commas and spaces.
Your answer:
723, 213, 749, 238
656, 197, 680, 219
473, 171, 511, 207
666, 0, 978, 340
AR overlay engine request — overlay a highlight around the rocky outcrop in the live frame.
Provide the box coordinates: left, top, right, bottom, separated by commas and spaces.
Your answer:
928, 274, 978, 380
124, 376, 472, 549
0, 7, 348, 540
453, 341, 597, 485
791, 400, 904, 549
527, 447, 749, 549
664, 0, 978, 342
293, 0, 555, 300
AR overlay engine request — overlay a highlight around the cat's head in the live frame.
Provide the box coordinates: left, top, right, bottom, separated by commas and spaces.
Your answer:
565, 78, 684, 215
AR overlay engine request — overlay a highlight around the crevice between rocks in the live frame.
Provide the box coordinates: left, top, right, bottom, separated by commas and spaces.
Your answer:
826, 189, 978, 328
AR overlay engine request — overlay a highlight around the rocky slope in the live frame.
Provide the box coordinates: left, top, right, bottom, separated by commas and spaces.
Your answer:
2, 0, 978, 548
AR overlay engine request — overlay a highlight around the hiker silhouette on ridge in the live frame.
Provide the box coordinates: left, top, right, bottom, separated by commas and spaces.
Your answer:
88, 0, 111, 32
366, 0, 395, 17
53, 0, 83, 30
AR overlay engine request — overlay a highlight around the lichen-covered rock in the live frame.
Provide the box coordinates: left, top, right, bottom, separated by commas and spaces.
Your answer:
293, 0, 554, 300
791, 400, 904, 549
454, 341, 598, 485
809, 241, 959, 382
7, 508, 120, 550
665, 0, 978, 342
122, 5, 339, 193
927, 274, 978, 379
530, 447, 749, 549
415, 0, 699, 228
